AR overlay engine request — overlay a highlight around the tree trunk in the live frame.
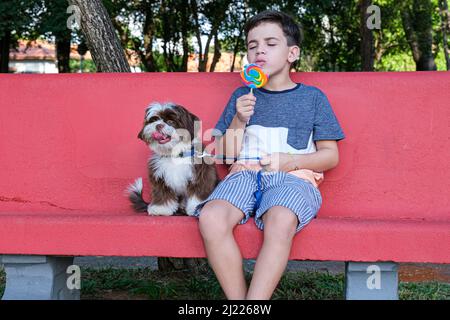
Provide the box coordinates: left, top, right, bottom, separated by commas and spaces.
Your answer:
55, 30, 71, 73
180, 5, 189, 72
199, 26, 217, 72
67, 0, 130, 72
439, 0, 450, 70
158, 255, 208, 273
0, 29, 11, 73
190, 0, 230, 72
401, 0, 437, 71
231, 6, 248, 72
190, 0, 206, 72
190, 0, 201, 68
209, 33, 221, 72
142, 3, 156, 72
230, 28, 242, 72
359, 0, 374, 71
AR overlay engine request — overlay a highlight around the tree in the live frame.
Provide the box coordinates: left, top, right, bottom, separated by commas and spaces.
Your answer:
105, 0, 158, 71
67, 0, 130, 72
221, 0, 248, 72
140, 0, 158, 71
299, 0, 361, 71
371, 0, 408, 70
0, 0, 38, 73
38, 0, 72, 73
359, 0, 375, 71
439, 0, 450, 70
401, 0, 437, 70
158, 0, 192, 71
190, 0, 232, 72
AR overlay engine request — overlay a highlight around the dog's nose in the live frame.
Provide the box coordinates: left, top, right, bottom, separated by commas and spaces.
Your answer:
156, 124, 164, 131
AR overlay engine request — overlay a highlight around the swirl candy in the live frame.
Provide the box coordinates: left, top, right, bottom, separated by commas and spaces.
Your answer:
240, 64, 268, 125
240, 63, 268, 91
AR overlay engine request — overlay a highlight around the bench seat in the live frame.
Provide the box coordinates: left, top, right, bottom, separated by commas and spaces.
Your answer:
1, 71, 449, 299
0, 213, 448, 263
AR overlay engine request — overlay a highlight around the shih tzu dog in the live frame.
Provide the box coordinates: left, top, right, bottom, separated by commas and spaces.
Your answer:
126, 102, 219, 216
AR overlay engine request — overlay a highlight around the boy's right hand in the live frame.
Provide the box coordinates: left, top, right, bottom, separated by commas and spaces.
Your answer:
235, 93, 256, 123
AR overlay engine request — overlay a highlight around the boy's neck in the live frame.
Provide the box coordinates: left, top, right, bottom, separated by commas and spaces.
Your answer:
262, 73, 297, 92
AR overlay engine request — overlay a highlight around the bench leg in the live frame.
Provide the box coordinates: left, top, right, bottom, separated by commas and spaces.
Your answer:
1, 255, 80, 300
345, 261, 399, 300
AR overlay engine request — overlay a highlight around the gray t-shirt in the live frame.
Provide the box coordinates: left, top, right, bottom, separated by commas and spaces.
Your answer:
213, 83, 345, 159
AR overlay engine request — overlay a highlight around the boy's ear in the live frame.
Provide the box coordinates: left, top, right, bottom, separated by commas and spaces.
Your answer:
288, 45, 300, 63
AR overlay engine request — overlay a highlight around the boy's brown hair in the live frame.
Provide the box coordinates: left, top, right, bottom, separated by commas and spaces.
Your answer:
244, 10, 303, 68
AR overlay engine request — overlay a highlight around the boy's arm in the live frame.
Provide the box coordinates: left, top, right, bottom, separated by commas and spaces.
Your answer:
286, 140, 339, 172
215, 115, 247, 164
259, 140, 339, 173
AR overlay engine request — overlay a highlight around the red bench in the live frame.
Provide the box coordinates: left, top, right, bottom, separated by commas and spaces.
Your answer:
0, 72, 449, 300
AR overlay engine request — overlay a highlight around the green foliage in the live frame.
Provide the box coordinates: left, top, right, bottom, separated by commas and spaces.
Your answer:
299, 0, 362, 71
38, 0, 71, 38
1, 0, 448, 72
69, 58, 97, 73
0, 266, 4, 298
274, 271, 345, 300
0, 0, 41, 38
399, 281, 450, 300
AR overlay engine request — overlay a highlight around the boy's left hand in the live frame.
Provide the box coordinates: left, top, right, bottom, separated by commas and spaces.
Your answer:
259, 153, 293, 172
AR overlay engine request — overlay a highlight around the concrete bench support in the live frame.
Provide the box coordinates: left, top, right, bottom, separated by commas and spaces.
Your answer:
345, 261, 399, 300
1, 255, 80, 300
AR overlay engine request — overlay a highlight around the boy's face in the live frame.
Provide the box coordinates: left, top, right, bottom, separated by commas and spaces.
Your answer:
246, 22, 299, 77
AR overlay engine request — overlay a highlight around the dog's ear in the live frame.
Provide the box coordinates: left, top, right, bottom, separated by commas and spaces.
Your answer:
181, 106, 200, 137
188, 111, 200, 125
137, 128, 144, 140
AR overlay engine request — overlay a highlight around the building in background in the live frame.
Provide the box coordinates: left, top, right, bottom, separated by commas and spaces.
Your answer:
9, 39, 141, 73
9, 40, 59, 73
9, 39, 244, 73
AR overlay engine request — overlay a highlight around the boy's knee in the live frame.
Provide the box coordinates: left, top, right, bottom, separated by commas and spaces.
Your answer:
198, 201, 240, 240
263, 208, 297, 242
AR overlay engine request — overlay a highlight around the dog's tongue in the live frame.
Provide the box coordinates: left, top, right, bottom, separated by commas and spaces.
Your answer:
152, 131, 165, 140
151, 131, 171, 144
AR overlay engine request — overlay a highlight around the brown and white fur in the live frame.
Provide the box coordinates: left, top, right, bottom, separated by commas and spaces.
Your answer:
126, 102, 219, 216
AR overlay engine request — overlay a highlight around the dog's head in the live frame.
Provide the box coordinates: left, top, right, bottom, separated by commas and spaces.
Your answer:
138, 102, 200, 156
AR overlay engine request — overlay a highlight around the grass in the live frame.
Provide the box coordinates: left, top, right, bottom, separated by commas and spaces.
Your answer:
0, 267, 3, 298
0, 265, 449, 300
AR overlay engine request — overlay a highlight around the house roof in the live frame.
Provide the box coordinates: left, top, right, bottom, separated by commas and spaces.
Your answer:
10, 39, 94, 63
9, 39, 244, 71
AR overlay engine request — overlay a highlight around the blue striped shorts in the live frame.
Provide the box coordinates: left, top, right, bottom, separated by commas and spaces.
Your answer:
193, 170, 322, 233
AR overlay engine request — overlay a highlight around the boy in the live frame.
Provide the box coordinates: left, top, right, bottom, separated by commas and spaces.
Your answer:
193, 10, 345, 300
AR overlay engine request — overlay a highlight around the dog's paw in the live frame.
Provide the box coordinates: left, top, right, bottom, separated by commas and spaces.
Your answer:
185, 196, 203, 216
147, 200, 178, 216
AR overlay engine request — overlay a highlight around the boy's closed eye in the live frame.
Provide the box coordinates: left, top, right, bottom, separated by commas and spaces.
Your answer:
249, 43, 277, 48
247, 37, 280, 50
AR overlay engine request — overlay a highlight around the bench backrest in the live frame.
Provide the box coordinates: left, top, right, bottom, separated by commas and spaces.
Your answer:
0, 72, 449, 222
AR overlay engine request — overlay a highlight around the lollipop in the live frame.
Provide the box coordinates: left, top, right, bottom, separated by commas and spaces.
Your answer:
240, 63, 268, 124
240, 63, 268, 94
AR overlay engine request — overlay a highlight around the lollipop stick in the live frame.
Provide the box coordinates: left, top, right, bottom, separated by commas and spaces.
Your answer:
247, 87, 253, 125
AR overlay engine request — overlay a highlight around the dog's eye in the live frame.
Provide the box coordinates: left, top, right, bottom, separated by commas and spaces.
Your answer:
148, 116, 160, 123
167, 120, 176, 126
